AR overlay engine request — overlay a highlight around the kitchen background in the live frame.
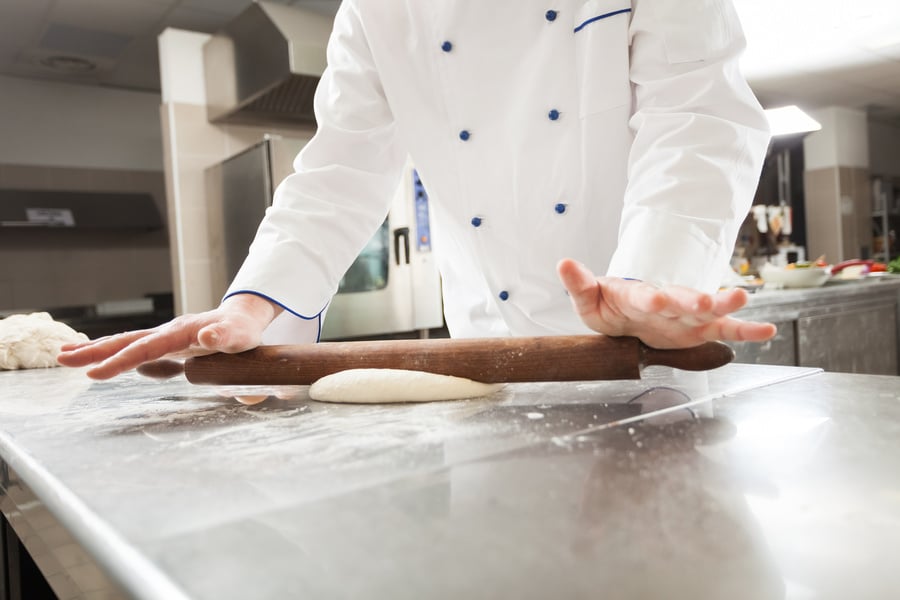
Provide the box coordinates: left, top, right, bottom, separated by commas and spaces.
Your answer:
1, 0, 900, 337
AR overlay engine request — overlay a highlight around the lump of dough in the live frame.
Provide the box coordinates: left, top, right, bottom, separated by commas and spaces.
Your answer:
0, 312, 89, 370
309, 368, 504, 404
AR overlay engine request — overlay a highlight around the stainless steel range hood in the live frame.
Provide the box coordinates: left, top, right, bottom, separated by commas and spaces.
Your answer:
0, 189, 162, 230
203, 2, 333, 127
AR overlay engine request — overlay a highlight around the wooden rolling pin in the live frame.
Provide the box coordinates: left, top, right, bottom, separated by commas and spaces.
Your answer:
183, 335, 734, 385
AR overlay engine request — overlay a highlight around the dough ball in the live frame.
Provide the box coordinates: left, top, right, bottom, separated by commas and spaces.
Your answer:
309, 368, 504, 404
0, 312, 89, 370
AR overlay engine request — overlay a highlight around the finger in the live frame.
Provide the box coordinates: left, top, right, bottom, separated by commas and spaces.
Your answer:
60, 328, 153, 354
701, 318, 777, 343
708, 288, 749, 317
86, 325, 198, 380
654, 286, 715, 317
674, 288, 749, 326
60, 330, 133, 351
85, 311, 265, 379
57, 330, 154, 367
654, 287, 749, 324
60, 333, 129, 353
557, 258, 602, 317
603, 278, 669, 317
59, 340, 93, 352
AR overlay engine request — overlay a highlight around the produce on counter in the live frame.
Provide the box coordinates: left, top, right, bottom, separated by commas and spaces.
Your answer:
785, 257, 828, 269
889, 257, 900, 274
830, 259, 891, 278
759, 262, 830, 288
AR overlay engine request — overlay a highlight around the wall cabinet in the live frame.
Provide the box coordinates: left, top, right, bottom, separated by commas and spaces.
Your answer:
797, 302, 897, 374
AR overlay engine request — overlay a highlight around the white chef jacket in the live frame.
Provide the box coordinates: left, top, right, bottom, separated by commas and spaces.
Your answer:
227, 0, 771, 343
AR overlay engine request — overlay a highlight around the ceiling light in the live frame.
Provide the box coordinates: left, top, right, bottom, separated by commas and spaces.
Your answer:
764, 105, 822, 136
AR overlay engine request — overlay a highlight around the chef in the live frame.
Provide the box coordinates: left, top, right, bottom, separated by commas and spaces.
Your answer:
59, 0, 776, 379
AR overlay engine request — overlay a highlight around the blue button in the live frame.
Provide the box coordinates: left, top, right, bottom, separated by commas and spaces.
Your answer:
441, 41, 453, 52
471, 216, 483, 227
554, 203, 567, 214
545, 10, 558, 22
548, 109, 560, 121
459, 130, 471, 141
499, 290, 510, 301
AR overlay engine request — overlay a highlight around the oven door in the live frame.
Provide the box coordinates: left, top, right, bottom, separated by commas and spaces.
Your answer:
321, 166, 442, 340
207, 138, 441, 340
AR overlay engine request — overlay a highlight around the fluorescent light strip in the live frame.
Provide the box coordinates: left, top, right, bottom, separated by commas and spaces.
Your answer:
765, 105, 822, 136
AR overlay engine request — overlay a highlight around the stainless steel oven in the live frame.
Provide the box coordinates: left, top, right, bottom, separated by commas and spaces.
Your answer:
205, 135, 444, 340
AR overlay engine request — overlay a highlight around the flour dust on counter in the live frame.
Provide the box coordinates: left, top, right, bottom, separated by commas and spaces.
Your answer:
309, 368, 505, 404
0, 312, 88, 369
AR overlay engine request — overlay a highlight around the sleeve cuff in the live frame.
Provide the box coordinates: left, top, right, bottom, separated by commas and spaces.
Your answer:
606, 208, 731, 292
225, 290, 325, 344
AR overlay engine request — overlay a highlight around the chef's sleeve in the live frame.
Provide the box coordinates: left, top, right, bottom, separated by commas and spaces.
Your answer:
605, 0, 771, 291
224, 1, 408, 343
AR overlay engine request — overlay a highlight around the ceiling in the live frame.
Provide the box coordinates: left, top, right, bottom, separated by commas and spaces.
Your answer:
1, 0, 900, 125
0, 0, 340, 91
733, 0, 900, 125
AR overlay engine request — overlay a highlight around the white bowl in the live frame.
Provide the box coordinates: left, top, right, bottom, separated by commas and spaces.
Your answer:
760, 262, 831, 288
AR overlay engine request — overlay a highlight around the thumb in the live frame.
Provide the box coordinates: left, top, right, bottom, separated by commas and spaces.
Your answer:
196, 318, 262, 353
557, 258, 601, 316
196, 323, 224, 351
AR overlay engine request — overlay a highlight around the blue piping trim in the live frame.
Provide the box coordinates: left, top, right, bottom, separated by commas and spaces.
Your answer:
224, 290, 327, 342
573, 8, 632, 33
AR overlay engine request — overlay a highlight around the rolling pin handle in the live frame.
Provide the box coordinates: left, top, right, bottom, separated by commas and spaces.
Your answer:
639, 341, 735, 372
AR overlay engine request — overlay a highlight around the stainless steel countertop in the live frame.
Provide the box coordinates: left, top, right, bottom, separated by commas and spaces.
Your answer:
740, 275, 900, 311
1, 363, 899, 599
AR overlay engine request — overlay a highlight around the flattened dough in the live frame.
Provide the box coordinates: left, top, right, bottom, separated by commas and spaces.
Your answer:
309, 368, 503, 404
0, 312, 88, 370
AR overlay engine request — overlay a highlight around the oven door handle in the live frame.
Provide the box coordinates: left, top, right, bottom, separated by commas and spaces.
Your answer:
393, 227, 410, 266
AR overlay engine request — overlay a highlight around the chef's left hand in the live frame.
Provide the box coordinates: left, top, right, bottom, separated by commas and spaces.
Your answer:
557, 258, 776, 349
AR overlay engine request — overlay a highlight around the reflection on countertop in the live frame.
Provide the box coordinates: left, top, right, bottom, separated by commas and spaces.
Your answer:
0, 363, 898, 599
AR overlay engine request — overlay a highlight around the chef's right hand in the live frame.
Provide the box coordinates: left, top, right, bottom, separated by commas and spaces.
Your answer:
57, 294, 281, 380
557, 258, 776, 349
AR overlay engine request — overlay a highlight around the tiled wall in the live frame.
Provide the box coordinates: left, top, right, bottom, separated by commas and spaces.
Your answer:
0, 164, 171, 311
160, 101, 314, 314
839, 166, 874, 260
803, 166, 872, 262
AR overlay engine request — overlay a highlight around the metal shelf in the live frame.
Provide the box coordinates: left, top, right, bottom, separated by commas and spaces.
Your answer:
872, 176, 899, 262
